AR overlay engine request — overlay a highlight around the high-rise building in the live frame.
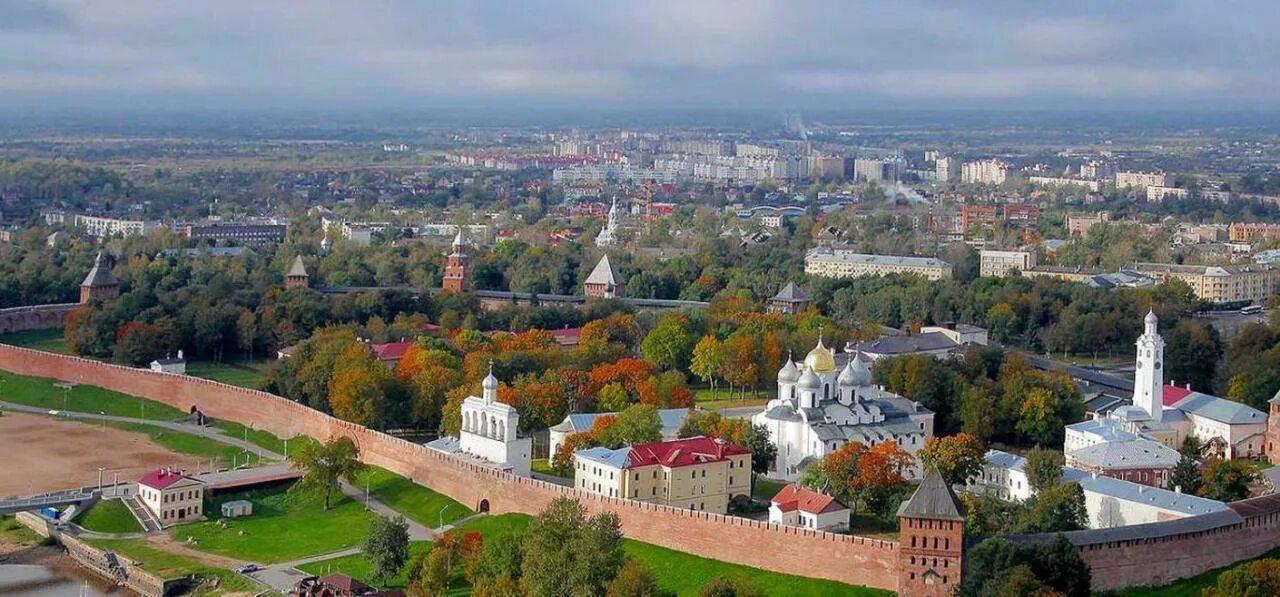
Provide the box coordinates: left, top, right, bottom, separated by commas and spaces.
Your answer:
935, 156, 959, 182
961, 159, 1011, 185
1115, 171, 1173, 189
853, 158, 899, 184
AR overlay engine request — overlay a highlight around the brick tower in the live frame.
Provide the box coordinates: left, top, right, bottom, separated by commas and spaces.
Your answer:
1267, 390, 1280, 465
79, 252, 120, 303
285, 255, 310, 289
897, 467, 966, 596
442, 228, 470, 293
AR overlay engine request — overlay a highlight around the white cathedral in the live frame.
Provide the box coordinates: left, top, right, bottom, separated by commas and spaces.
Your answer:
752, 338, 936, 481
594, 198, 621, 247
425, 365, 532, 476
1065, 311, 1268, 460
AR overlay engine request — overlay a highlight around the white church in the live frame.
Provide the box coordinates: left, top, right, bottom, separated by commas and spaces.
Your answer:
425, 365, 532, 476
594, 198, 621, 247
752, 338, 935, 481
1065, 311, 1268, 460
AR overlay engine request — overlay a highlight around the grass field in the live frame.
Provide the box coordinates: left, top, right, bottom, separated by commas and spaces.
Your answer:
176, 485, 379, 564
0, 515, 43, 545
185, 360, 272, 390
210, 419, 314, 459
352, 465, 471, 528
531, 458, 571, 479
89, 537, 257, 592
105, 421, 258, 469
1116, 547, 1280, 596
77, 499, 143, 534
752, 477, 786, 501
0, 369, 186, 420
298, 541, 434, 588
0, 328, 70, 354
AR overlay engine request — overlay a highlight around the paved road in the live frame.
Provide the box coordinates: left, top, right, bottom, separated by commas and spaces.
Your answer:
718, 405, 765, 420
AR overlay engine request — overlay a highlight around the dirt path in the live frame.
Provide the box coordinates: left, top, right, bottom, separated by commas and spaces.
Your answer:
0, 412, 191, 495
143, 533, 246, 569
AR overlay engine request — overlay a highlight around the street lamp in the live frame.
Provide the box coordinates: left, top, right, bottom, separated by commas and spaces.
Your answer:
438, 504, 451, 530
100, 411, 106, 431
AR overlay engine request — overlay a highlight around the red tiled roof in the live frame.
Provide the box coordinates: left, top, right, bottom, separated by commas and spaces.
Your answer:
321, 573, 369, 593
1163, 384, 1194, 406
371, 341, 412, 361
627, 436, 749, 469
138, 468, 197, 490
547, 327, 581, 345
771, 484, 846, 515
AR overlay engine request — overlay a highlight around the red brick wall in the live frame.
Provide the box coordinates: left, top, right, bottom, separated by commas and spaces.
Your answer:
0, 345, 900, 591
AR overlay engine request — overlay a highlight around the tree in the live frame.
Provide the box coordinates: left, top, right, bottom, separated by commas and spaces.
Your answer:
1168, 454, 1203, 496
990, 565, 1060, 597
1162, 319, 1221, 393
476, 531, 524, 581
918, 433, 986, 485
364, 515, 410, 585
329, 343, 394, 428
1015, 482, 1087, 534
1017, 387, 1063, 445
1025, 447, 1065, 492
521, 497, 625, 597
1198, 458, 1256, 502
1204, 558, 1280, 597
640, 317, 695, 370
690, 335, 726, 398
291, 436, 364, 510
598, 381, 631, 412
600, 404, 663, 448
459, 531, 485, 583
740, 423, 778, 488
409, 548, 452, 597
606, 559, 662, 597
572, 511, 625, 595
959, 535, 1089, 597
473, 575, 522, 597
697, 576, 765, 597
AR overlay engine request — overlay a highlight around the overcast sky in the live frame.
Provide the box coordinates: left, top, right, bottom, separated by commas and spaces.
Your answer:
1, 0, 1277, 113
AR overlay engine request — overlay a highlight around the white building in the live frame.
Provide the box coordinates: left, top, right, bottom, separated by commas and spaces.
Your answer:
149, 350, 187, 375
1028, 176, 1101, 192
595, 198, 621, 247
752, 339, 935, 481
969, 450, 1230, 529
979, 249, 1037, 277
74, 215, 161, 239
804, 248, 952, 280
1065, 311, 1269, 459
768, 484, 850, 531
548, 408, 689, 462
137, 468, 205, 528
426, 366, 532, 476
1146, 186, 1190, 202
961, 159, 1011, 185
1115, 171, 1173, 189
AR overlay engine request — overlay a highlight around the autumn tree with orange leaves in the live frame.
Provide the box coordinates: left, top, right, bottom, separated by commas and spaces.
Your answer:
329, 342, 395, 428
802, 440, 913, 517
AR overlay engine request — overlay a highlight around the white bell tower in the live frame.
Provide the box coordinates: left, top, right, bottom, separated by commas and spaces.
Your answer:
1133, 310, 1165, 422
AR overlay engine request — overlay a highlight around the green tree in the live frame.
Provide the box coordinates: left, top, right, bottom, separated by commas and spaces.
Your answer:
918, 433, 986, 485
598, 382, 631, 412
1198, 458, 1256, 502
1015, 482, 1087, 534
290, 436, 364, 510
410, 548, 452, 597
690, 335, 726, 398
1016, 388, 1063, 445
640, 317, 695, 371
363, 515, 411, 585
697, 576, 765, 597
521, 497, 625, 597
959, 535, 1089, 597
476, 532, 524, 581
1204, 558, 1280, 597
1025, 447, 1065, 492
606, 559, 662, 597
1162, 319, 1221, 393
600, 404, 663, 448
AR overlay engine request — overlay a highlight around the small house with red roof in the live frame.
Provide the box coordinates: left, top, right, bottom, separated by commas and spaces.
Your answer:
137, 467, 205, 527
370, 340, 413, 368
768, 484, 850, 531
573, 436, 751, 513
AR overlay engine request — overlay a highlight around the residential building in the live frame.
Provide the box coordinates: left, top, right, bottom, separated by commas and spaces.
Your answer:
767, 282, 810, 315
137, 468, 205, 527
1080, 160, 1116, 181
804, 248, 952, 280
150, 351, 187, 375
426, 367, 532, 476
548, 408, 690, 461
979, 250, 1036, 277
1229, 223, 1280, 243
1067, 211, 1111, 236
573, 436, 751, 513
1065, 438, 1179, 488
583, 254, 624, 298
753, 338, 935, 481
935, 156, 959, 182
1126, 262, 1280, 305
810, 155, 849, 180
1146, 186, 1189, 202
961, 159, 1011, 185
1021, 265, 1106, 284
1115, 171, 1173, 189
178, 222, 287, 244
74, 215, 161, 239
768, 484, 850, 531
80, 252, 120, 303
1029, 175, 1101, 192
370, 341, 412, 368
854, 158, 899, 184
960, 205, 997, 232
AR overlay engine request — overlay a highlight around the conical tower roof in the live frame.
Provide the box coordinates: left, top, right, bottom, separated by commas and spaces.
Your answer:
897, 467, 964, 521
288, 255, 309, 277
81, 252, 118, 288
585, 254, 622, 286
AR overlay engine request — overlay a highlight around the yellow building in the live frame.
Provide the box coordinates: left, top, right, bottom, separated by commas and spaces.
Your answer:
804, 248, 952, 280
1021, 265, 1105, 283
979, 250, 1037, 277
1126, 262, 1280, 305
137, 468, 205, 528
574, 436, 751, 513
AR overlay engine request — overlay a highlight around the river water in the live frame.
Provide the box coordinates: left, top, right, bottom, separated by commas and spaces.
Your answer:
0, 564, 121, 596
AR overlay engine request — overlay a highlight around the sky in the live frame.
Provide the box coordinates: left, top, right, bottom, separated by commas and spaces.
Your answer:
1, 0, 1277, 114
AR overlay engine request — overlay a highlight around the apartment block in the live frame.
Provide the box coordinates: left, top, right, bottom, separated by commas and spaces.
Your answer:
1127, 262, 1280, 305
979, 250, 1037, 277
961, 159, 1011, 185
805, 248, 952, 280
1115, 171, 1173, 189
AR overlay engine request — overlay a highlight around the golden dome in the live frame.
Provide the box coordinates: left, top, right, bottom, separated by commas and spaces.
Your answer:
803, 338, 836, 373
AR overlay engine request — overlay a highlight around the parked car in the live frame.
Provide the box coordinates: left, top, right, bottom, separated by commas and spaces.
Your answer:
235, 564, 262, 574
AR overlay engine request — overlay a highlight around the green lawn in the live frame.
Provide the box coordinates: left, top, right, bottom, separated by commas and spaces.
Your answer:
77, 499, 143, 534
175, 485, 379, 564
352, 465, 471, 528
89, 537, 258, 592
0, 369, 186, 420
1117, 547, 1280, 596
298, 541, 434, 588
531, 458, 571, 479
185, 360, 271, 390
106, 421, 256, 469
210, 419, 314, 459
0, 514, 42, 545
0, 328, 70, 354
752, 478, 786, 501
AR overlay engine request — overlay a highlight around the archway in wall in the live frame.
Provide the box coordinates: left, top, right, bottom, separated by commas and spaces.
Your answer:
478, 498, 490, 514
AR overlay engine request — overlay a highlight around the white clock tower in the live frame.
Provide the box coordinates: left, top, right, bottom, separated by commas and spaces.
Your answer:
1133, 310, 1165, 422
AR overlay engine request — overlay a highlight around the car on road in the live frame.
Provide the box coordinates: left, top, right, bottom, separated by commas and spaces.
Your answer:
235, 564, 262, 574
